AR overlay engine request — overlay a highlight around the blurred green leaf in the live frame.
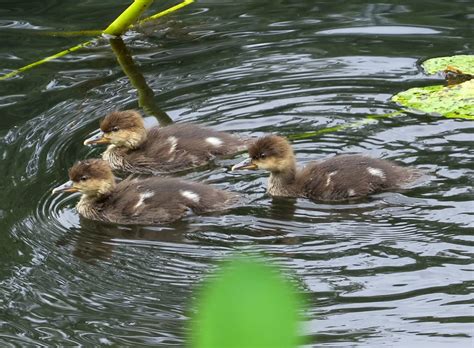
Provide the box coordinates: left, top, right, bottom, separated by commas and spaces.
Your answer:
422, 55, 474, 75
191, 257, 302, 348
391, 79, 474, 120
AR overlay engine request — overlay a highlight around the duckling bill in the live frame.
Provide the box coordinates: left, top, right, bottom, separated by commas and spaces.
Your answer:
84, 110, 247, 174
53, 159, 238, 225
232, 135, 421, 201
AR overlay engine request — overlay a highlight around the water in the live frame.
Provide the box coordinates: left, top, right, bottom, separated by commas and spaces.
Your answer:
0, 0, 473, 346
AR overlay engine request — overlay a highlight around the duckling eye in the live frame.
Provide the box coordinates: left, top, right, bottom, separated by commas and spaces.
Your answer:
251, 153, 266, 160
79, 175, 89, 181
111, 126, 120, 132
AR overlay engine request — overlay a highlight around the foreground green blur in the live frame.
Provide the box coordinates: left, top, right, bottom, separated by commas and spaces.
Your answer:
190, 257, 303, 348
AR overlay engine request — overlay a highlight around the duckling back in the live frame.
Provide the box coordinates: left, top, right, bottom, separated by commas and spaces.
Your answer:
298, 155, 421, 201
106, 124, 246, 174
86, 177, 238, 224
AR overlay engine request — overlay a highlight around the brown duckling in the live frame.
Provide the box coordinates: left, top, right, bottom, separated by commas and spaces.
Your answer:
232, 135, 421, 201
84, 110, 246, 174
52, 159, 238, 225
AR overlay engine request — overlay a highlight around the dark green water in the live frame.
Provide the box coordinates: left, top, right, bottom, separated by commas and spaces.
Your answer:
0, 0, 473, 346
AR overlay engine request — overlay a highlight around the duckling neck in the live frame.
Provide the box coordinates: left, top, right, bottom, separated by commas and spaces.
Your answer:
268, 167, 297, 197
103, 145, 126, 171
77, 195, 103, 220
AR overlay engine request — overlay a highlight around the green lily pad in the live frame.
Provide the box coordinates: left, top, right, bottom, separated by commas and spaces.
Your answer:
422, 55, 474, 74
190, 257, 302, 348
392, 79, 474, 119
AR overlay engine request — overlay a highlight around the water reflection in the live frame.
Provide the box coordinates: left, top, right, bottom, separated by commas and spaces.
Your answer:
109, 37, 173, 126
56, 219, 192, 263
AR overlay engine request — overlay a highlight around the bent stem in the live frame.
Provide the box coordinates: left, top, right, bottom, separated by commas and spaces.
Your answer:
103, 0, 154, 37
0, 0, 195, 80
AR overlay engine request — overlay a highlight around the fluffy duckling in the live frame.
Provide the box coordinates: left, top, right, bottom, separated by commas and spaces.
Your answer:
232, 135, 420, 201
84, 110, 246, 174
53, 159, 238, 224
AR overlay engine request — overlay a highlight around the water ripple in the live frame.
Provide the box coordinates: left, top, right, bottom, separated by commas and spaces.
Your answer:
0, 0, 473, 346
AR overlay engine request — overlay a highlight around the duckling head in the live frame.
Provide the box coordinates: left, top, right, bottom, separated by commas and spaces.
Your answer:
84, 110, 147, 149
232, 135, 295, 173
52, 159, 116, 198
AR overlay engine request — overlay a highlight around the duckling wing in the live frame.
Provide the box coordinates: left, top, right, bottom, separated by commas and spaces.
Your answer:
173, 180, 240, 214
104, 178, 189, 224
157, 124, 246, 156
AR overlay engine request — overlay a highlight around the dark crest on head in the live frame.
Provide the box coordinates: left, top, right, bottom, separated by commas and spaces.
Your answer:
69, 159, 112, 182
248, 135, 292, 160
99, 110, 143, 133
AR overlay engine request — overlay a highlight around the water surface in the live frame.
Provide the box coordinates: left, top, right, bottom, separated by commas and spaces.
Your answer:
0, 0, 473, 346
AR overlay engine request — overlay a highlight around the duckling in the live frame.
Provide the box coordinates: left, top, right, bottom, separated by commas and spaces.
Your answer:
52, 159, 238, 225
84, 110, 247, 174
232, 135, 421, 201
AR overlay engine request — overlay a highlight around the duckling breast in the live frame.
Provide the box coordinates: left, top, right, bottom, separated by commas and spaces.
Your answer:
76, 196, 105, 221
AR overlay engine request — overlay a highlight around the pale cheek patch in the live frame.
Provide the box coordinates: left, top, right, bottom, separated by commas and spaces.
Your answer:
180, 190, 200, 203
168, 136, 178, 154
114, 130, 137, 147
206, 137, 223, 147
81, 179, 114, 196
257, 158, 280, 171
367, 167, 386, 179
134, 191, 155, 210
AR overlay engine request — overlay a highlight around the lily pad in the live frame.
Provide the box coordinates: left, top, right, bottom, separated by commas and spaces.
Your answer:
392, 79, 474, 119
422, 55, 474, 75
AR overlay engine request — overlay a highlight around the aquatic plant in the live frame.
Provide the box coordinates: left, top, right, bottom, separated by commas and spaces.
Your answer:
392, 55, 474, 119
